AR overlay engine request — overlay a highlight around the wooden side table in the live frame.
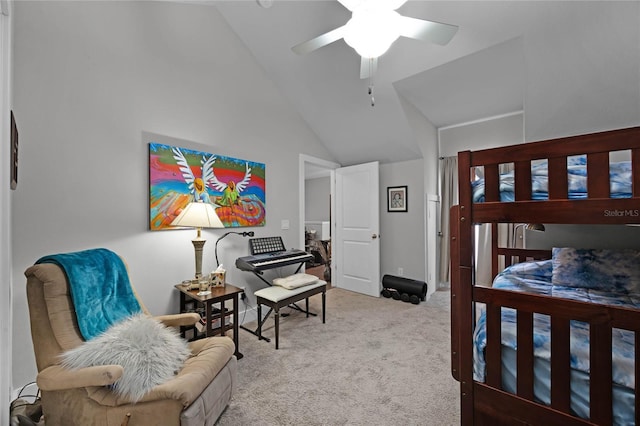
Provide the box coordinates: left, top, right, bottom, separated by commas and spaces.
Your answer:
174, 283, 244, 360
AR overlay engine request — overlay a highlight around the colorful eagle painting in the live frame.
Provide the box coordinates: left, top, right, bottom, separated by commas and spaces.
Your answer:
149, 142, 266, 230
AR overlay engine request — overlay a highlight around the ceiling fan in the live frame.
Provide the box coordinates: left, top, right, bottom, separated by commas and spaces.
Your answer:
291, 0, 459, 80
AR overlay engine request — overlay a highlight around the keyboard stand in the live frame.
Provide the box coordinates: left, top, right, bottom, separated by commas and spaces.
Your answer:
245, 259, 307, 287
240, 309, 272, 342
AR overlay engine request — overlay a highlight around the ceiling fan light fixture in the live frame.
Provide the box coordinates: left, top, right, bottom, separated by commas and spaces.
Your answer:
343, 9, 401, 58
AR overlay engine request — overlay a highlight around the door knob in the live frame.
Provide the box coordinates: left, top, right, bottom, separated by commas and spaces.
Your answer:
372, 234, 379, 239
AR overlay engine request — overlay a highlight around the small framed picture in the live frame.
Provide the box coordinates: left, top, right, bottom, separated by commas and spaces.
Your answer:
387, 186, 407, 212
10, 111, 18, 190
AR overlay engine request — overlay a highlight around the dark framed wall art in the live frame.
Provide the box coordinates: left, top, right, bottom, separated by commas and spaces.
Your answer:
387, 185, 407, 212
10, 110, 17, 190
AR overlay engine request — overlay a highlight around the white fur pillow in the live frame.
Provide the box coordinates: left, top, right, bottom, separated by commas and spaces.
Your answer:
60, 313, 191, 402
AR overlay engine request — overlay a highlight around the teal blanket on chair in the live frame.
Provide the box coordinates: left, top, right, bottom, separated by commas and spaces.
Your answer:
36, 248, 142, 341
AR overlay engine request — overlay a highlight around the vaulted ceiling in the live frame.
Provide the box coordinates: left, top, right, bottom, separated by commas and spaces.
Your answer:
210, 1, 630, 166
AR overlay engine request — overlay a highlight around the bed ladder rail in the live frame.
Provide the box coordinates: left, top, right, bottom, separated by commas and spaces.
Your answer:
468, 127, 640, 204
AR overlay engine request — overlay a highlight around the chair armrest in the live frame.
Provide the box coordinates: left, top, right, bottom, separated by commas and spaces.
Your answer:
142, 337, 235, 407
37, 364, 124, 391
153, 313, 200, 327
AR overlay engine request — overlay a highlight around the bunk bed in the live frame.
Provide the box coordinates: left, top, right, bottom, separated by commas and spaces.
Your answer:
450, 126, 640, 425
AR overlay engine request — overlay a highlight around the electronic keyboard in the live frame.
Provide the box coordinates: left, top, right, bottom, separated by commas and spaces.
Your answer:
235, 249, 313, 272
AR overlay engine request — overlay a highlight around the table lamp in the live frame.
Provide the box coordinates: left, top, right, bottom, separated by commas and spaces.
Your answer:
171, 201, 224, 279
512, 223, 546, 248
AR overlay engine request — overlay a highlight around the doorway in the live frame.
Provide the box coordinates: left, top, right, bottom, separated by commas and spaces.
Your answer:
299, 155, 339, 288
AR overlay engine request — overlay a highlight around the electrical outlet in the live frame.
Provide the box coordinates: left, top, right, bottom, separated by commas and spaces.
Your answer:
397, 267, 404, 276
241, 293, 246, 301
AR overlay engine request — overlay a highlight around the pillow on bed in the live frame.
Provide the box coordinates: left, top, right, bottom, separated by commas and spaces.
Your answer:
551, 247, 640, 293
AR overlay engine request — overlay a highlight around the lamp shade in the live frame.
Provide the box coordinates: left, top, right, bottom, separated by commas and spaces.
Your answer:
525, 223, 546, 232
171, 201, 224, 229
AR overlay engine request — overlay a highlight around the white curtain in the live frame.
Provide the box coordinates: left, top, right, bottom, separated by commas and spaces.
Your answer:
474, 223, 514, 286
474, 224, 492, 286
438, 157, 458, 286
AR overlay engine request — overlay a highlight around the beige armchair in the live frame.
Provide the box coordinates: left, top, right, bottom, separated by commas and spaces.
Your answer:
25, 257, 237, 426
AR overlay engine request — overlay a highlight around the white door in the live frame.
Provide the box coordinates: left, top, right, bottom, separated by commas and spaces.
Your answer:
335, 162, 380, 297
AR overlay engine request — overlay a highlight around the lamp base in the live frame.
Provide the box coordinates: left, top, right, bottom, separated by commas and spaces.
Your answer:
192, 238, 206, 279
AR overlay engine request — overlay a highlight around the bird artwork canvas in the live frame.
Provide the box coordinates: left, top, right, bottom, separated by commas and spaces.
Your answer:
149, 142, 266, 230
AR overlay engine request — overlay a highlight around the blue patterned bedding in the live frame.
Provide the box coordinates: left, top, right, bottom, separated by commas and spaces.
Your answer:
472, 156, 632, 202
473, 248, 640, 424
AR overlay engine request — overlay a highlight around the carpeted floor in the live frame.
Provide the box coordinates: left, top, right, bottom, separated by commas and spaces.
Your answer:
217, 287, 460, 425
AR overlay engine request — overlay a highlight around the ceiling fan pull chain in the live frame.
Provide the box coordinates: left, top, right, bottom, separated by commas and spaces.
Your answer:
368, 58, 375, 107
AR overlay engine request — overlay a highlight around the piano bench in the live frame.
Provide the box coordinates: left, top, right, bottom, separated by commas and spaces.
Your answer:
255, 281, 327, 349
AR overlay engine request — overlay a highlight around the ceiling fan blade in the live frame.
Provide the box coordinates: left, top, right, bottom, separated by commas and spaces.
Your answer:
386, 0, 408, 10
338, 0, 406, 12
336, 0, 359, 12
291, 25, 348, 55
398, 16, 458, 46
360, 56, 378, 80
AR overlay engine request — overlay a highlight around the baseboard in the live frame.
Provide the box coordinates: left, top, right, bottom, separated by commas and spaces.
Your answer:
237, 303, 257, 325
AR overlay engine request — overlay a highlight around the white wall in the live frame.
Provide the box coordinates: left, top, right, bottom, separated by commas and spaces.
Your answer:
523, 1, 639, 141
379, 159, 425, 282
1, 0, 12, 415
304, 177, 330, 222
396, 94, 438, 293
11, 1, 335, 390
439, 112, 524, 158
397, 94, 439, 194
435, 1, 639, 154
527, 225, 640, 250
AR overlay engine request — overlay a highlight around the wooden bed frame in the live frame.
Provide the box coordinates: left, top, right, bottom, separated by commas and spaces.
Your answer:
450, 126, 640, 425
